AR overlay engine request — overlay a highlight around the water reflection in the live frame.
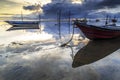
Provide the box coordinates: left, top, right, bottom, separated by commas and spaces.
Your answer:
73, 38, 120, 67
0, 24, 120, 80
0, 39, 120, 80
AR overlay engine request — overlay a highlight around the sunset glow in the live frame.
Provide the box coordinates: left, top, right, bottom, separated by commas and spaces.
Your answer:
8, 0, 51, 6
72, 0, 83, 4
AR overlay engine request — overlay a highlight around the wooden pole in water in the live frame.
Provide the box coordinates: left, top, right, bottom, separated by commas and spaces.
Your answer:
58, 10, 62, 39
68, 11, 71, 34
36, 5, 41, 33
21, 10, 23, 22
38, 13, 41, 33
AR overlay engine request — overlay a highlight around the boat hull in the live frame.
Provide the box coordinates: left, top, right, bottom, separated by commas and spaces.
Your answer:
5, 20, 40, 31
5, 21, 39, 25
75, 23, 120, 40
7, 24, 39, 31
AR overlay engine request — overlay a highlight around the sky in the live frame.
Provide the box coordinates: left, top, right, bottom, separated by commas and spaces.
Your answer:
0, 0, 22, 15
0, 0, 120, 18
0, 0, 40, 16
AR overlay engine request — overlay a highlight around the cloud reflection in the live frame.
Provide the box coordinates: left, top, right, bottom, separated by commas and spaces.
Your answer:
0, 40, 120, 80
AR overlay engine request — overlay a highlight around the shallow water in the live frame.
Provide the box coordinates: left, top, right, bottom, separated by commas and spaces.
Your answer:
0, 41, 120, 80
0, 23, 120, 80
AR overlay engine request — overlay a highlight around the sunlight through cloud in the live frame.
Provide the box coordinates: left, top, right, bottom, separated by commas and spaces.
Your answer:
72, 0, 83, 4
8, 0, 52, 6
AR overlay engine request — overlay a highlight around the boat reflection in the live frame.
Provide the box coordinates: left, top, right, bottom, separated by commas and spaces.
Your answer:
72, 38, 120, 68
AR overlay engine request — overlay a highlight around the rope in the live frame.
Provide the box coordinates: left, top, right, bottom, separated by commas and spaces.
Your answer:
36, 18, 76, 59
65, 45, 74, 60
60, 24, 75, 60
60, 24, 75, 47
39, 23, 75, 59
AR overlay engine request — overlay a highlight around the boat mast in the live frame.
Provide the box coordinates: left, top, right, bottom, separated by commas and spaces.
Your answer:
112, 16, 117, 26
105, 15, 109, 26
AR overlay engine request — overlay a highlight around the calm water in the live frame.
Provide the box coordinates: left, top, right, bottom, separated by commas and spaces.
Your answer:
0, 22, 120, 80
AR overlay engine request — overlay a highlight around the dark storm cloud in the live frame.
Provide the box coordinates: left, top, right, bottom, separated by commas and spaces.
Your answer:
23, 4, 40, 11
42, 2, 83, 17
98, 0, 120, 8
22, 0, 84, 17
22, 0, 120, 18
42, 0, 120, 17
81, 0, 120, 11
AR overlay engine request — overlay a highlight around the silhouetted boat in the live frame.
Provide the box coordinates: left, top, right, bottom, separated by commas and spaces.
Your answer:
5, 20, 40, 31
5, 20, 39, 25
74, 19, 120, 40
7, 24, 39, 31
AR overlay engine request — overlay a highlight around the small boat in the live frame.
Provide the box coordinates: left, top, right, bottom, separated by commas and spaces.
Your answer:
7, 24, 39, 31
5, 20, 40, 31
5, 20, 39, 25
72, 19, 120, 67
74, 19, 120, 40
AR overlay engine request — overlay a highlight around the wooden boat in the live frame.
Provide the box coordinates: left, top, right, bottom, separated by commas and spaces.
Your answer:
7, 24, 39, 31
5, 20, 40, 31
74, 19, 120, 40
72, 19, 120, 67
5, 20, 39, 25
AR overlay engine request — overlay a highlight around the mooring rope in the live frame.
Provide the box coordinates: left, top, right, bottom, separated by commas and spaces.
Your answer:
39, 24, 76, 59
60, 24, 75, 47
60, 24, 75, 60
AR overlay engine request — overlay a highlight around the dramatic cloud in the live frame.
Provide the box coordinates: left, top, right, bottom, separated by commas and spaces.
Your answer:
22, 0, 120, 18
41, 0, 86, 18
23, 4, 41, 11
42, 3, 82, 17
78, 0, 120, 11
98, 0, 120, 8
7, 0, 51, 6
42, 0, 120, 18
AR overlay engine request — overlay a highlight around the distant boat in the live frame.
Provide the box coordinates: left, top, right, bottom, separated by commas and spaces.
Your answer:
5, 20, 40, 31
74, 19, 120, 40
6, 24, 39, 31
5, 20, 39, 25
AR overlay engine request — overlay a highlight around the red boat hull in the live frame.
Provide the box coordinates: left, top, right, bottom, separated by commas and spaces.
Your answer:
75, 23, 120, 40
